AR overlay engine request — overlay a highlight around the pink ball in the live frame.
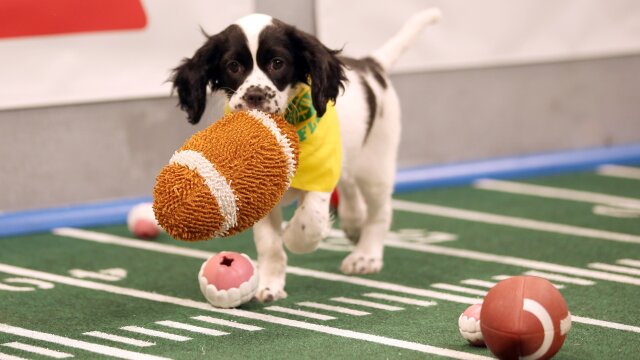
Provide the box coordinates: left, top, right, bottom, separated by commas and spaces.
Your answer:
127, 202, 161, 239
198, 251, 258, 308
202, 252, 255, 289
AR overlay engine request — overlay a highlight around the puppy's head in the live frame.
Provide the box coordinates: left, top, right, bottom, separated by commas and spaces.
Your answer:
172, 14, 346, 124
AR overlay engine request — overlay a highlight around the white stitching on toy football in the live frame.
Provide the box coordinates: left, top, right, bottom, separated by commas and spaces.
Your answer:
248, 109, 297, 183
170, 150, 238, 237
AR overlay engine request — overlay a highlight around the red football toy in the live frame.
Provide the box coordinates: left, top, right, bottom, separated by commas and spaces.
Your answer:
198, 251, 258, 308
480, 276, 572, 360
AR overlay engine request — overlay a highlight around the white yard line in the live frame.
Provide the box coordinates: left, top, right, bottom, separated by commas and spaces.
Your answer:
296, 302, 370, 316
474, 178, 640, 209
330, 298, 404, 311
588, 263, 640, 276
362, 293, 437, 307
0, 351, 28, 360
616, 259, 640, 268
391, 199, 640, 244
0, 264, 490, 360
522, 271, 595, 286
120, 327, 191, 342
192, 316, 263, 331
385, 239, 640, 286
155, 321, 228, 336
83, 331, 155, 347
460, 279, 497, 288
0, 323, 169, 360
462, 278, 564, 290
431, 284, 487, 297
597, 165, 640, 181
572, 316, 640, 333
264, 306, 336, 321
2, 342, 73, 358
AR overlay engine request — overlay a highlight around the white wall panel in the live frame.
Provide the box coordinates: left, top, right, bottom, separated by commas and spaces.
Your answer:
0, 0, 254, 110
316, 0, 640, 73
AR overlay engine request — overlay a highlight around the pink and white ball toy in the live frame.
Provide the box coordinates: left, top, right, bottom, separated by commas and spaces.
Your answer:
198, 252, 258, 308
458, 303, 485, 346
127, 202, 162, 239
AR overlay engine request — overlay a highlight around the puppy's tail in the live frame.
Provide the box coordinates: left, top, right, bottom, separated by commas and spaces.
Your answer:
370, 8, 442, 71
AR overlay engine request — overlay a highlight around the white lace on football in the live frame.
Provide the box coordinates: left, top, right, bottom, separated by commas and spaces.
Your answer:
248, 109, 297, 183
170, 150, 238, 237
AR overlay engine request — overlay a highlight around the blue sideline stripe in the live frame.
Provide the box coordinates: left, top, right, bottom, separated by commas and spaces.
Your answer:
1, 144, 640, 238
0, 197, 152, 237
395, 143, 640, 192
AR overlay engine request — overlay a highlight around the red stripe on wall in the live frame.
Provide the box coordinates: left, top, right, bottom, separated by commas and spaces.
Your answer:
0, 0, 147, 39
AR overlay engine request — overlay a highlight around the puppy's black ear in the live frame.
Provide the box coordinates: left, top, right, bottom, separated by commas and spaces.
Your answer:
171, 30, 227, 124
286, 26, 346, 117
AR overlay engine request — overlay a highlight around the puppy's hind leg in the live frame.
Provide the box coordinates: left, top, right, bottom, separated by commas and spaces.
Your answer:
253, 208, 288, 302
337, 173, 367, 244
340, 179, 392, 274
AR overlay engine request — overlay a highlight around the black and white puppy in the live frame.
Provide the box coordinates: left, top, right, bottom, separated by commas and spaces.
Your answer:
172, 9, 441, 302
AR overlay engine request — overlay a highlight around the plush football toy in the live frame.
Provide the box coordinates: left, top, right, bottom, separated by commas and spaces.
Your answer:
153, 110, 299, 241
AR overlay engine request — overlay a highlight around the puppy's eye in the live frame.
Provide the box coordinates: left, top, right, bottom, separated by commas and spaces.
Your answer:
269, 57, 285, 72
226, 61, 242, 74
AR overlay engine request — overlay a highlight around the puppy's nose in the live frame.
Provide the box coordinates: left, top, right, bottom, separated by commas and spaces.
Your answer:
242, 87, 266, 107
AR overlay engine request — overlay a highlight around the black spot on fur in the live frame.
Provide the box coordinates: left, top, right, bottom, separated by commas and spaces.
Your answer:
340, 56, 387, 89
360, 76, 377, 144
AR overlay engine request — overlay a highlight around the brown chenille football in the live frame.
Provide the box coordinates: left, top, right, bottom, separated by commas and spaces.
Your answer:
480, 276, 572, 360
153, 110, 299, 241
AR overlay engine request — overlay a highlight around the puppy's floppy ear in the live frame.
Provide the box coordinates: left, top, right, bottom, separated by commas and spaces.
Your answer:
286, 26, 346, 117
171, 30, 227, 124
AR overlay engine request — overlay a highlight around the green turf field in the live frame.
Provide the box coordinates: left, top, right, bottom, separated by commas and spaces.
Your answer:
1, 166, 639, 359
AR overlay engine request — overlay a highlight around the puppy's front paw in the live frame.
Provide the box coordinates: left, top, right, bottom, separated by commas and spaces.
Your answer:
255, 286, 288, 303
340, 253, 383, 275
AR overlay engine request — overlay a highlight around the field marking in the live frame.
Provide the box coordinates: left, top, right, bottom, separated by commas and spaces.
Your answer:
460, 279, 497, 288
49, 229, 640, 331
385, 239, 640, 286
69, 269, 124, 282
192, 316, 263, 331
0, 323, 169, 360
597, 165, 640, 180
0, 283, 33, 292
2, 342, 73, 358
0, 264, 491, 360
362, 293, 437, 307
265, 306, 336, 321
120, 326, 191, 342
572, 316, 640, 333
0, 351, 28, 360
431, 284, 487, 297
464, 278, 564, 290
474, 178, 640, 209
391, 199, 640, 244
522, 271, 595, 286
83, 331, 155, 347
155, 321, 228, 337
617, 259, 640, 268
588, 263, 640, 276
296, 302, 371, 316
331, 298, 405, 311
4, 278, 54, 289
52, 228, 214, 259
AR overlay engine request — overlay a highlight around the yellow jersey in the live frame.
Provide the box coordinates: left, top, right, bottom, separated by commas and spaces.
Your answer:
284, 84, 342, 192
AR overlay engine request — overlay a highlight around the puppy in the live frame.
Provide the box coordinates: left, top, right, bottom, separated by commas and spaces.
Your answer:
172, 8, 442, 302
